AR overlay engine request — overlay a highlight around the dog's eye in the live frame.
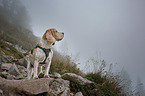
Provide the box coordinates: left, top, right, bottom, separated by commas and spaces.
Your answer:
52, 43, 55, 45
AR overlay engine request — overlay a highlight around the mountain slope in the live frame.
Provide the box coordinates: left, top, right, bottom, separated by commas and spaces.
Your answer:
0, 15, 39, 50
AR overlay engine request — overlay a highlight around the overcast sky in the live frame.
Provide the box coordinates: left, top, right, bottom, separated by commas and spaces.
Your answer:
21, 0, 145, 89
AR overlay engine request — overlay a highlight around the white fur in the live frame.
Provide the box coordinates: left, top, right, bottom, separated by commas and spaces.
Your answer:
27, 39, 54, 80
27, 29, 64, 80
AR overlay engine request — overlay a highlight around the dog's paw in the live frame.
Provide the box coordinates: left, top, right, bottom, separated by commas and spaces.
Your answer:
33, 76, 39, 79
44, 75, 50, 78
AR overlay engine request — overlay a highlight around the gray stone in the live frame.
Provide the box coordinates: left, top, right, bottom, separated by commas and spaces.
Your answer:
4, 56, 14, 63
75, 92, 83, 96
8, 63, 21, 76
1, 63, 12, 70
70, 93, 74, 96
50, 72, 62, 79
14, 75, 25, 80
18, 57, 27, 68
0, 71, 16, 80
1, 71, 9, 75
17, 65, 27, 77
0, 77, 70, 96
62, 73, 94, 85
49, 79, 70, 96
6, 75, 16, 80
0, 57, 5, 64
0, 89, 3, 96
54, 72, 61, 78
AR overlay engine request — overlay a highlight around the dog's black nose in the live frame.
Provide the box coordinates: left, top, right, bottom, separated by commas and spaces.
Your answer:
62, 32, 64, 35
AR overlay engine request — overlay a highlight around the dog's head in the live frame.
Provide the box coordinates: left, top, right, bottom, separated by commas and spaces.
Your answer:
43, 28, 64, 43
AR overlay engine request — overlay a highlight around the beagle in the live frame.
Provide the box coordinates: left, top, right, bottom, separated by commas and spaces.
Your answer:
27, 28, 64, 79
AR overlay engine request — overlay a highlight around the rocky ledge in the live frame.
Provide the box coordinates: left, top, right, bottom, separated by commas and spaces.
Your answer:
0, 57, 97, 96
0, 77, 70, 96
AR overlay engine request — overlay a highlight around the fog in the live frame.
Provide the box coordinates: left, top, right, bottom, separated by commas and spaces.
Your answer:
21, 0, 145, 90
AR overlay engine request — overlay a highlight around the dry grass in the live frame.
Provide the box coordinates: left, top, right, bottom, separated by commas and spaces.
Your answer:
0, 15, 39, 50
0, 15, 133, 96
0, 40, 24, 59
50, 49, 83, 75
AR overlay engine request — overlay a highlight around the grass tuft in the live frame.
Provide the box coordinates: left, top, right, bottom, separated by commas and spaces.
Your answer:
50, 50, 83, 76
0, 40, 24, 59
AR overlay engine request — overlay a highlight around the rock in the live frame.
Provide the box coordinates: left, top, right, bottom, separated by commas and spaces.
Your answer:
49, 72, 62, 79
17, 57, 27, 68
6, 74, 16, 80
70, 93, 74, 96
17, 65, 27, 77
0, 71, 9, 76
53, 72, 61, 78
62, 73, 94, 85
49, 79, 70, 96
1, 63, 12, 71
8, 63, 21, 76
14, 75, 25, 80
4, 56, 15, 63
0, 77, 70, 96
0, 71, 16, 80
39, 72, 62, 79
0, 89, 3, 96
0, 57, 5, 64
75, 92, 83, 96
0, 72, 8, 79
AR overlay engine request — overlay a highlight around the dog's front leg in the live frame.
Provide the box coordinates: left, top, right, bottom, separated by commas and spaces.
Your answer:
44, 58, 52, 78
44, 51, 53, 78
33, 60, 39, 79
27, 60, 33, 80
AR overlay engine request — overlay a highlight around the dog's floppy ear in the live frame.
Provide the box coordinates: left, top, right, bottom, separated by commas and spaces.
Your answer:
43, 30, 56, 43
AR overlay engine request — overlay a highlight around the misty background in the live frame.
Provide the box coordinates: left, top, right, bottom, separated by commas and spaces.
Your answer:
1, 0, 144, 93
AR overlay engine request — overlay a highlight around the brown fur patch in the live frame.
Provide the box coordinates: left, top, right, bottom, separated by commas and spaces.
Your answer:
42, 29, 57, 43
42, 28, 56, 40
33, 48, 37, 56
39, 42, 42, 46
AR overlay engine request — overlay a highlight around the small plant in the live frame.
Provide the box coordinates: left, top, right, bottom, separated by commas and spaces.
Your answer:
85, 72, 122, 96
83, 59, 131, 96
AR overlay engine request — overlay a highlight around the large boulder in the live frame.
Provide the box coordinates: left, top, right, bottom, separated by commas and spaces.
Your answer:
0, 77, 70, 96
